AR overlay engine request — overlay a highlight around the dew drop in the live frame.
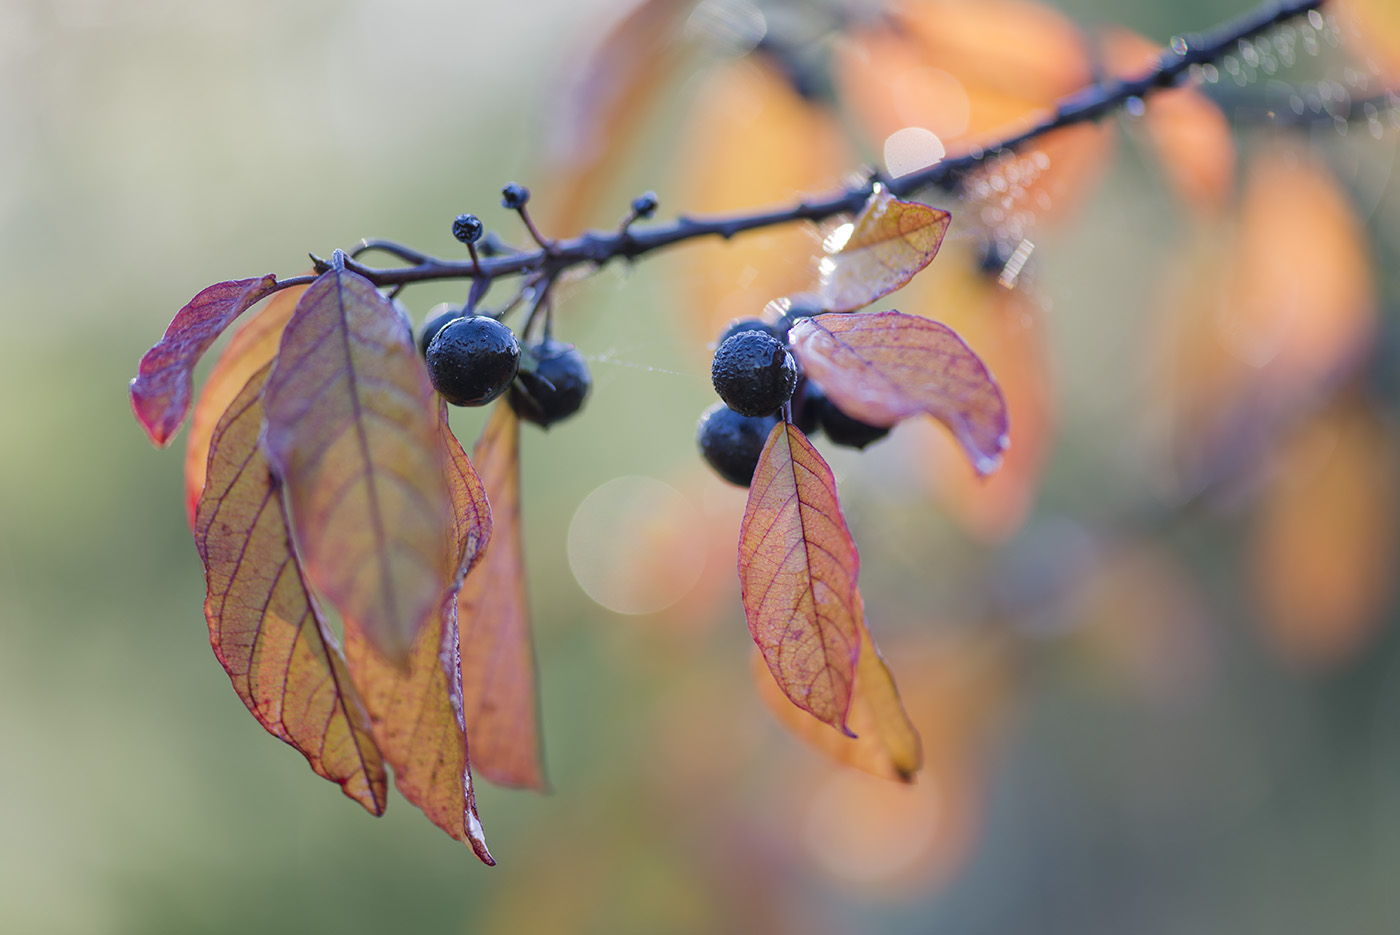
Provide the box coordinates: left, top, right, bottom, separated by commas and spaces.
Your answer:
1125, 96, 1146, 118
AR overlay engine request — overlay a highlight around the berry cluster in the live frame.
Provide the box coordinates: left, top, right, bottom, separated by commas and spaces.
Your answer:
697, 305, 889, 487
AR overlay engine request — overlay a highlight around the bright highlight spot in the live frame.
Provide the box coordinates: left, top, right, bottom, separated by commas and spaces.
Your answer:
884, 127, 946, 179
567, 476, 706, 615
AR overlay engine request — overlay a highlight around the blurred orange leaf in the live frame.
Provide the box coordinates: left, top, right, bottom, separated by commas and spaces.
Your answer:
754, 607, 922, 782
183, 283, 303, 527
131, 274, 279, 446
740, 423, 861, 733
261, 269, 453, 666
818, 189, 951, 313
1249, 398, 1400, 669
195, 363, 388, 816
1340, 0, 1400, 84
790, 310, 1008, 474
456, 404, 547, 790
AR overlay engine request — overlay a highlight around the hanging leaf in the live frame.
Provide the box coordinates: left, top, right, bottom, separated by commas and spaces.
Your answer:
131, 274, 280, 446
183, 284, 305, 528
456, 404, 547, 790
739, 422, 862, 733
753, 600, 923, 781
194, 363, 388, 815
789, 310, 1008, 475
261, 269, 453, 666
818, 189, 952, 313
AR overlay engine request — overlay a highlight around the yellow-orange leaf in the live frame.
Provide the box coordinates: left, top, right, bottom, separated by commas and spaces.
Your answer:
753, 602, 923, 782
195, 363, 388, 815
740, 423, 862, 733
818, 189, 952, 313
262, 269, 453, 666
183, 284, 304, 528
456, 404, 546, 790
790, 310, 1009, 475
1340, 0, 1400, 85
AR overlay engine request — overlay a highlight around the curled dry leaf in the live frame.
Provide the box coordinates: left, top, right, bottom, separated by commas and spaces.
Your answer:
753, 603, 923, 782
818, 189, 952, 313
195, 363, 388, 815
262, 269, 453, 667
183, 283, 304, 528
456, 403, 547, 790
740, 423, 862, 733
131, 274, 279, 446
789, 310, 1009, 475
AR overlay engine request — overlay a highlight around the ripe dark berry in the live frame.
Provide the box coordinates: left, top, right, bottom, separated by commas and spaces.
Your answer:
717, 317, 784, 348
792, 378, 827, 436
696, 402, 779, 487
452, 213, 484, 245
711, 330, 798, 418
418, 303, 462, 357
821, 401, 890, 449
425, 316, 521, 407
508, 339, 592, 427
779, 296, 824, 338
501, 183, 530, 210
630, 191, 658, 219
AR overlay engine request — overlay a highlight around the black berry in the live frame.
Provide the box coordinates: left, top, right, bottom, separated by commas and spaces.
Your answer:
711, 330, 798, 418
696, 402, 779, 487
778, 296, 824, 338
508, 339, 592, 427
792, 378, 827, 436
501, 183, 530, 210
418, 303, 462, 358
452, 213, 484, 245
821, 401, 890, 449
630, 191, 659, 219
426, 316, 521, 407
717, 317, 784, 348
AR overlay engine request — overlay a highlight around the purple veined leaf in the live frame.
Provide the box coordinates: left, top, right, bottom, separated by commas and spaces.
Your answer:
817, 188, 951, 313
131, 274, 280, 446
261, 269, 453, 666
739, 421, 862, 734
789, 310, 1009, 475
195, 362, 388, 815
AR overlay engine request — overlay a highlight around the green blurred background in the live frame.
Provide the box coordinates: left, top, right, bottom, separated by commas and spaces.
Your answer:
3, 0, 1400, 932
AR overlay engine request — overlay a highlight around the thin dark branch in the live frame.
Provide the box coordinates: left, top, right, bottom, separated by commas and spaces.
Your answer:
333, 0, 1329, 293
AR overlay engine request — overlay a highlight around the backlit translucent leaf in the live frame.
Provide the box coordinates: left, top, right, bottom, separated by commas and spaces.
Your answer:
195, 363, 387, 815
183, 284, 304, 528
739, 422, 861, 733
131, 274, 279, 446
753, 600, 923, 781
456, 404, 546, 790
818, 189, 951, 313
790, 310, 1008, 475
262, 270, 452, 666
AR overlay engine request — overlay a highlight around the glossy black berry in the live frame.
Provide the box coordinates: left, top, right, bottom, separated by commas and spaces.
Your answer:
425, 316, 521, 407
821, 401, 890, 449
509, 339, 592, 427
792, 378, 828, 436
452, 213, 484, 245
696, 402, 778, 487
711, 330, 798, 418
717, 317, 784, 348
417, 303, 462, 358
501, 183, 530, 210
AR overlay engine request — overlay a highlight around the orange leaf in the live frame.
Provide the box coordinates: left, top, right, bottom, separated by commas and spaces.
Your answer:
456, 404, 547, 790
261, 269, 453, 666
183, 283, 304, 528
789, 310, 1008, 475
740, 423, 862, 733
131, 274, 279, 446
818, 189, 952, 313
1340, 0, 1400, 85
753, 603, 923, 782
194, 363, 388, 815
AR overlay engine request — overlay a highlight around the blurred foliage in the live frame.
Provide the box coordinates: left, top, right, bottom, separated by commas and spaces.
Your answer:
3, 0, 1400, 932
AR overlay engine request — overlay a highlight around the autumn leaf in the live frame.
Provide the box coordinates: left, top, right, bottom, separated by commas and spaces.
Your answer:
261, 269, 453, 666
740, 422, 862, 733
194, 362, 388, 815
130, 274, 279, 446
456, 403, 547, 790
818, 189, 951, 313
183, 283, 304, 528
789, 310, 1008, 475
753, 601, 923, 782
